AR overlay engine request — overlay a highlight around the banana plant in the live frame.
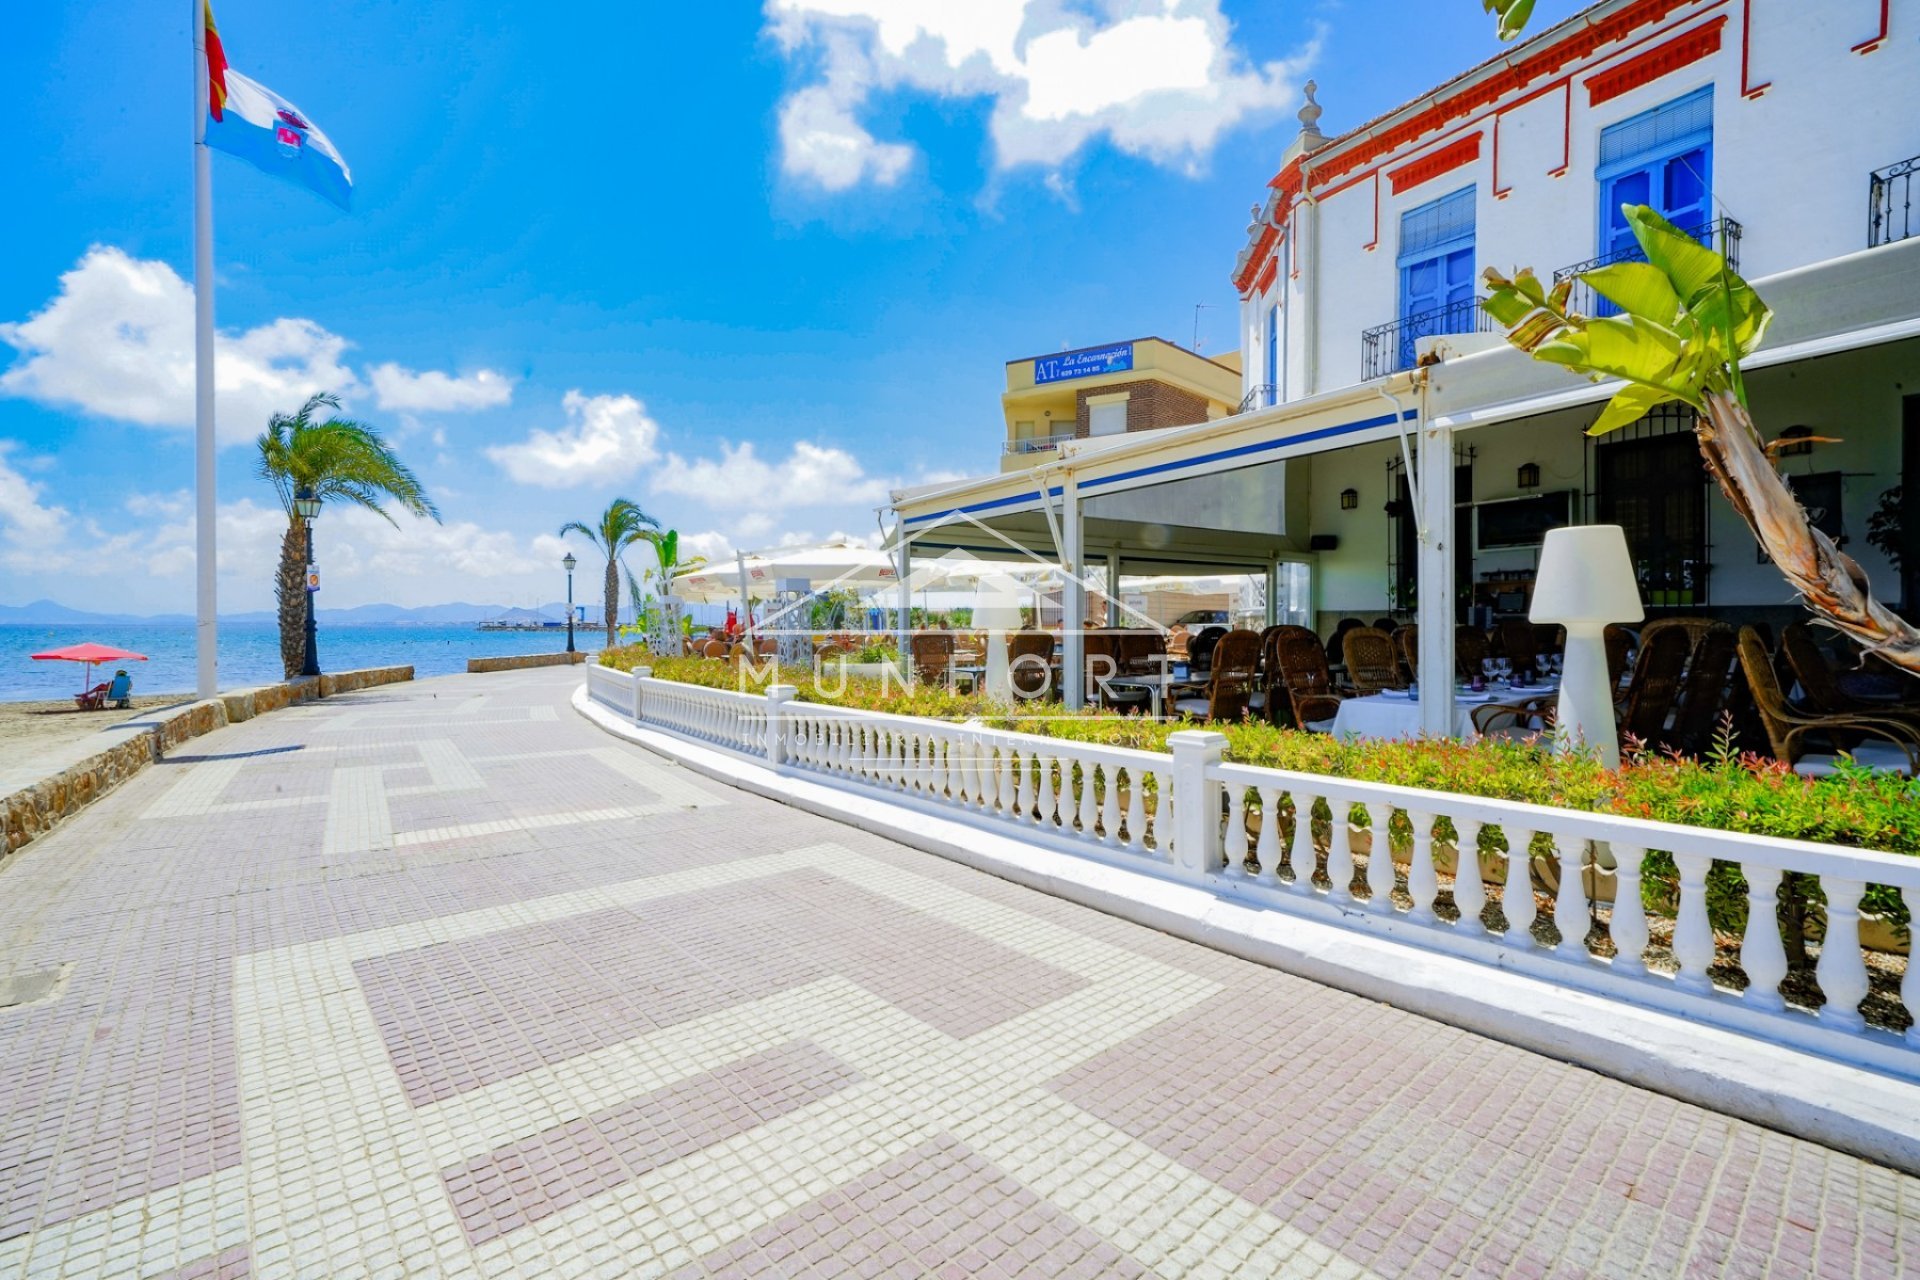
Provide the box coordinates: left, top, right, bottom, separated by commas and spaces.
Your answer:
1482, 204, 1920, 676
1483, 0, 1537, 42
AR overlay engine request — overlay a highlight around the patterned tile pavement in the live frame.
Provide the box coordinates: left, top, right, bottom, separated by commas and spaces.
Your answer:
0, 667, 1914, 1278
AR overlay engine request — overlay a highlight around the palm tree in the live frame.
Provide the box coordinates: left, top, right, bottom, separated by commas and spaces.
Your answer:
256, 393, 440, 679
1483, 205, 1920, 676
559, 498, 659, 648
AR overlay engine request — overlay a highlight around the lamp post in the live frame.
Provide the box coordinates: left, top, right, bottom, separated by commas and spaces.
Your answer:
1529, 524, 1643, 769
292, 486, 322, 678
562, 552, 577, 653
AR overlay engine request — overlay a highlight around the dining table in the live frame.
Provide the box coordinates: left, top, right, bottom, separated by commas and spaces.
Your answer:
1328, 682, 1560, 743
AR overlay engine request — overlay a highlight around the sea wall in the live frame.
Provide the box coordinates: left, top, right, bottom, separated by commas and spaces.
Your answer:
466, 652, 587, 673
2, 664, 413, 863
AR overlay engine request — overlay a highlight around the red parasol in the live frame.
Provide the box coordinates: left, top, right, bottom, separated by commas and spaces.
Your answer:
31, 642, 149, 693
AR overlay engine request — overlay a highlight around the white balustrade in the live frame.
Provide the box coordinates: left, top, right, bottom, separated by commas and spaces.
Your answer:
605, 670, 1920, 1076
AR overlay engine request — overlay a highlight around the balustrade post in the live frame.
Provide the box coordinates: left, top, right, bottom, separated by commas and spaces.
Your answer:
1253, 786, 1280, 884
1167, 730, 1227, 882
1452, 819, 1485, 935
1608, 844, 1648, 976
1815, 876, 1870, 1033
1553, 835, 1590, 960
1289, 791, 1320, 894
1406, 810, 1438, 924
764, 685, 796, 766
1671, 852, 1716, 994
1503, 827, 1538, 947
1905, 887, 1920, 1049
1739, 864, 1788, 1013
1224, 785, 1247, 878
1326, 802, 1355, 901
1364, 803, 1396, 911
632, 667, 651, 723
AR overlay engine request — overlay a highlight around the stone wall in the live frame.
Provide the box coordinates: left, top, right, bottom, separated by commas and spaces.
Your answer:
466, 652, 587, 674
2, 665, 413, 862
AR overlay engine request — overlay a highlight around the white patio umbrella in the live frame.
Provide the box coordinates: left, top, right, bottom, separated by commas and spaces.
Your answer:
672, 540, 903, 602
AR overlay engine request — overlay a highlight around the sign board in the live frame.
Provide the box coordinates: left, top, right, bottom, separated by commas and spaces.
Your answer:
1032, 342, 1133, 385
306, 566, 320, 593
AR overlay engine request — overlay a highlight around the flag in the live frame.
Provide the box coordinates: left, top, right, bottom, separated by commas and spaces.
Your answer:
202, 3, 353, 210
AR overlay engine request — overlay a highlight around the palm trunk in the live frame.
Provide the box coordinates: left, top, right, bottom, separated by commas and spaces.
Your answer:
1696, 390, 1920, 676
604, 559, 619, 649
275, 520, 309, 679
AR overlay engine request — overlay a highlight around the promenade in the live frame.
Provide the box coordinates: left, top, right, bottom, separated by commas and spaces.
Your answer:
0, 666, 1913, 1279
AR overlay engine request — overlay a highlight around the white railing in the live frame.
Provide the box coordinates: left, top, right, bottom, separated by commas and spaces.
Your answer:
593, 665, 1920, 1077
586, 661, 634, 716
782, 700, 1176, 869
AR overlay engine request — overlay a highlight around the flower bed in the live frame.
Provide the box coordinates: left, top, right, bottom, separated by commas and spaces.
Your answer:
603, 649, 1920, 860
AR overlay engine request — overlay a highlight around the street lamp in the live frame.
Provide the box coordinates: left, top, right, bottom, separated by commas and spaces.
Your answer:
292, 486, 322, 678
562, 551, 578, 653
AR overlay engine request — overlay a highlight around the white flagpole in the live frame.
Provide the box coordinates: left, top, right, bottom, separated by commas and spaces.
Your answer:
192, 0, 218, 698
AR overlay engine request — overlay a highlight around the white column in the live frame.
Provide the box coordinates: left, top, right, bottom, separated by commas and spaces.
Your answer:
1167, 729, 1226, 881
192, 0, 218, 699
894, 525, 912, 662
1059, 474, 1085, 709
1105, 551, 1121, 626
1415, 416, 1456, 737
1265, 557, 1279, 627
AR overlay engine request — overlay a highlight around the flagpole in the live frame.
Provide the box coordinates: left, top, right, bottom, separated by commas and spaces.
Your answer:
192, 0, 217, 698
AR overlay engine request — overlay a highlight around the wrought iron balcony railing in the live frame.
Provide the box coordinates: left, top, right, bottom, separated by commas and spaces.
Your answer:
1870, 155, 1920, 248
1236, 383, 1277, 413
1552, 217, 1742, 317
1004, 433, 1075, 455
1361, 297, 1495, 380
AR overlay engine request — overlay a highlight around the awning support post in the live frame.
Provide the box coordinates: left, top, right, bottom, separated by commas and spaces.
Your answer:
894, 527, 912, 663
1416, 409, 1458, 738
1061, 474, 1085, 710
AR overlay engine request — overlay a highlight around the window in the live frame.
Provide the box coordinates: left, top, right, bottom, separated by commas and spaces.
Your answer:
1597, 86, 1713, 262
1088, 400, 1127, 436
1396, 187, 1476, 372
1596, 424, 1710, 606
1264, 304, 1278, 406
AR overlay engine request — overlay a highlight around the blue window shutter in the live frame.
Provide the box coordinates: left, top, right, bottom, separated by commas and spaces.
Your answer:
1597, 87, 1714, 241
1395, 186, 1476, 370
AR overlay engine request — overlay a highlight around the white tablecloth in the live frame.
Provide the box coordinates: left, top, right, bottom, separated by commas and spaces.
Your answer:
1328, 693, 1491, 743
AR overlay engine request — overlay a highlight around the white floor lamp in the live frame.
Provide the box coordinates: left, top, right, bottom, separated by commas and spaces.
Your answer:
1528, 525, 1644, 770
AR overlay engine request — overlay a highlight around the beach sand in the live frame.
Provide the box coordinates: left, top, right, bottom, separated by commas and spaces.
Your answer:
0, 696, 187, 783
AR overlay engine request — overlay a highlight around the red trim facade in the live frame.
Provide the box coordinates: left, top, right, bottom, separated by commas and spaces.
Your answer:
1852, 0, 1889, 54
1387, 133, 1483, 194
1253, 254, 1280, 296
1583, 17, 1726, 105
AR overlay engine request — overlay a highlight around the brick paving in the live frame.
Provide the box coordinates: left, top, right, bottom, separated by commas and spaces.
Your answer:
0, 667, 1913, 1278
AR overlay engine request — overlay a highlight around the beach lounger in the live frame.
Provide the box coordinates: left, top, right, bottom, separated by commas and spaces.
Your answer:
74, 682, 110, 711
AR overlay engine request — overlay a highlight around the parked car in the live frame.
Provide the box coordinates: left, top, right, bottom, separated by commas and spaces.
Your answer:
1171, 609, 1230, 626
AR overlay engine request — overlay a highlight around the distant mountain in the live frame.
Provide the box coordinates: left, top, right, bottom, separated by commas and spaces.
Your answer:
0, 599, 194, 625
0, 599, 579, 626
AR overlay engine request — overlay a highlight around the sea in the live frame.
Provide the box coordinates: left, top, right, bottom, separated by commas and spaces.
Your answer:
1, 622, 608, 702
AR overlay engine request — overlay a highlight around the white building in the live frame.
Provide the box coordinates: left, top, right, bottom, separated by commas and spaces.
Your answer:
891, 0, 1920, 723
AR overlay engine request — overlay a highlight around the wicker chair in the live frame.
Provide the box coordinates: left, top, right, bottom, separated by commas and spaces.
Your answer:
1117, 629, 1168, 676
1188, 626, 1228, 672
1619, 623, 1692, 746
1172, 629, 1263, 722
1494, 618, 1539, 679
1342, 627, 1404, 696
1274, 629, 1343, 732
1603, 624, 1635, 693
1665, 623, 1738, 756
908, 631, 955, 684
1780, 622, 1920, 726
1455, 626, 1491, 683
1394, 624, 1420, 683
1007, 631, 1056, 698
1737, 627, 1918, 775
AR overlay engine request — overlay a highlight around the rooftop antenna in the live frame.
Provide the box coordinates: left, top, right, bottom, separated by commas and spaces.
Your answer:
1191, 303, 1215, 352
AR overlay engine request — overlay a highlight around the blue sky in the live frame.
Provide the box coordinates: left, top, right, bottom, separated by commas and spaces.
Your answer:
0, 0, 1587, 613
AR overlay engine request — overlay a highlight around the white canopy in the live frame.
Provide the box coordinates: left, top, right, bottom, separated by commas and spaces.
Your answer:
670, 541, 901, 603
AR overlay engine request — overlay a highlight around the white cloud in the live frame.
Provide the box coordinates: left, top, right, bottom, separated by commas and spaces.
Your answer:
367, 363, 515, 413
0, 442, 73, 570
653, 439, 892, 511
0, 247, 521, 446
0, 246, 359, 444
484, 390, 662, 488
764, 0, 1312, 189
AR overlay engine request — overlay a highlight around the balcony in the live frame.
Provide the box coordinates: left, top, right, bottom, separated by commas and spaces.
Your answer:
1870, 155, 1920, 248
1361, 297, 1496, 380
1552, 217, 1742, 317
1236, 384, 1277, 413
1004, 432, 1075, 456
